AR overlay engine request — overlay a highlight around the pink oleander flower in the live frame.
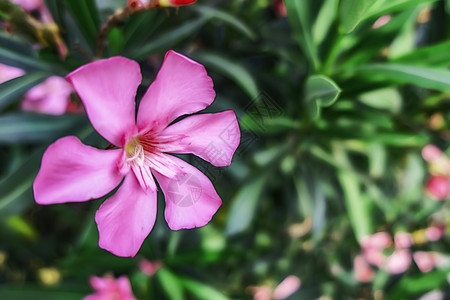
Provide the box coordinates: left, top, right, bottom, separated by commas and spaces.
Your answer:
426, 175, 450, 200
22, 76, 74, 115
353, 255, 374, 283
385, 249, 412, 274
139, 259, 162, 276
33, 51, 240, 257
0, 63, 25, 84
84, 275, 136, 300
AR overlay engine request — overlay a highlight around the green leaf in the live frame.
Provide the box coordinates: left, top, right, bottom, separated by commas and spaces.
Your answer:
358, 88, 402, 113
226, 174, 269, 235
107, 27, 124, 56
156, 268, 184, 300
312, 0, 338, 46
285, 0, 320, 70
305, 75, 341, 119
0, 113, 87, 144
339, 0, 376, 33
180, 277, 228, 300
0, 286, 87, 300
194, 5, 256, 40
65, 0, 99, 46
195, 51, 259, 99
355, 64, 450, 91
0, 149, 45, 217
130, 17, 209, 60
391, 41, 450, 67
363, 0, 438, 20
0, 73, 49, 110
337, 171, 372, 242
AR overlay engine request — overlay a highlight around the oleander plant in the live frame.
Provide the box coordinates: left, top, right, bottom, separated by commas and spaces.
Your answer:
0, 0, 449, 299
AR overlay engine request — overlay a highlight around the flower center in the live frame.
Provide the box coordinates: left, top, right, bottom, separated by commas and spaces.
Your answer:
123, 134, 181, 191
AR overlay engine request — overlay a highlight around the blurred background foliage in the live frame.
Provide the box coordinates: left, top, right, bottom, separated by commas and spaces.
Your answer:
0, 0, 450, 299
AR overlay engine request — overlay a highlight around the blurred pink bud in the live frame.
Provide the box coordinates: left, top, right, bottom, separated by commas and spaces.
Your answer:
84, 275, 136, 300
127, 0, 148, 9
0, 63, 25, 84
422, 145, 443, 162
425, 226, 445, 242
426, 176, 450, 200
372, 15, 392, 29
252, 287, 272, 300
272, 275, 301, 300
10, 0, 43, 11
394, 232, 413, 249
413, 251, 435, 273
353, 255, 374, 283
139, 259, 162, 277
385, 249, 411, 274
361, 232, 392, 250
22, 76, 74, 115
273, 0, 287, 17
363, 248, 386, 268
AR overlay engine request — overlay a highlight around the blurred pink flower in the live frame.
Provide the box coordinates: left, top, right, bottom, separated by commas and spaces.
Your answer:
422, 145, 443, 162
22, 76, 74, 115
425, 225, 445, 242
84, 275, 136, 300
273, 0, 287, 17
33, 51, 240, 257
363, 248, 386, 268
361, 232, 392, 250
372, 15, 392, 29
353, 255, 374, 283
10, 0, 43, 11
385, 249, 411, 274
272, 275, 301, 300
0, 63, 25, 84
413, 251, 435, 273
249, 276, 301, 300
394, 232, 413, 249
426, 175, 450, 200
139, 259, 162, 276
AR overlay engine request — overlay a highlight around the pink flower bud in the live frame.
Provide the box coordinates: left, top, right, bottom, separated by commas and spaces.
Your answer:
353, 255, 374, 283
0, 63, 25, 84
394, 232, 413, 249
425, 226, 445, 242
272, 276, 301, 300
413, 251, 435, 273
361, 232, 392, 250
426, 176, 450, 200
422, 145, 443, 162
139, 259, 162, 276
363, 248, 386, 268
385, 249, 411, 274
84, 275, 136, 300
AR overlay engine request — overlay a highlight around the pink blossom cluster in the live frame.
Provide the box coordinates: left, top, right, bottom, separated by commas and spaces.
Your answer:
422, 145, 450, 200
354, 230, 448, 282
0, 63, 76, 115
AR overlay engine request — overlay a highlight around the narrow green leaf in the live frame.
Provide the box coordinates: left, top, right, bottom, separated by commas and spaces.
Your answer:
339, 0, 376, 33
107, 27, 124, 56
65, 0, 99, 46
363, 0, 438, 20
0, 286, 87, 300
0, 73, 49, 110
193, 6, 256, 40
305, 75, 341, 119
156, 268, 184, 300
337, 171, 372, 242
180, 277, 228, 300
358, 88, 402, 113
391, 41, 450, 67
355, 64, 450, 91
226, 174, 268, 235
0, 42, 53, 71
195, 51, 259, 99
312, 0, 338, 46
130, 17, 208, 60
0, 113, 87, 144
0, 149, 45, 216
285, 0, 320, 70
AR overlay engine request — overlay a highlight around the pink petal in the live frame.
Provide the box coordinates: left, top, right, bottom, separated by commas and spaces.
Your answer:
353, 255, 374, 283
10, 0, 43, 11
137, 51, 215, 132
152, 155, 222, 230
272, 276, 301, 300
159, 111, 240, 166
385, 249, 412, 274
22, 76, 73, 115
95, 173, 157, 257
33, 136, 123, 205
67, 57, 140, 147
0, 63, 25, 84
